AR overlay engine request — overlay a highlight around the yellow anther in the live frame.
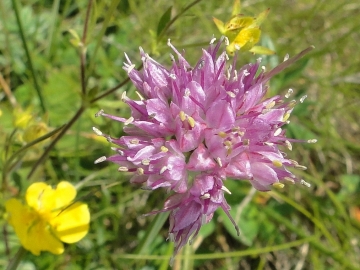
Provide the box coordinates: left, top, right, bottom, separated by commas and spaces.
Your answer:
141, 159, 150, 166
272, 160, 283, 167
187, 116, 195, 128
179, 111, 186, 121
283, 112, 290, 122
273, 182, 285, 189
161, 146, 169, 152
265, 100, 276, 109
137, 168, 144, 175
130, 139, 140, 144
218, 131, 227, 138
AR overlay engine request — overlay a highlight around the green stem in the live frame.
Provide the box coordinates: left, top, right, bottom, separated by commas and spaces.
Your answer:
27, 107, 85, 180
80, 0, 93, 95
157, 0, 203, 43
134, 212, 169, 255
1, 125, 65, 191
11, 0, 46, 113
88, 0, 121, 78
263, 206, 358, 270
6, 246, 27, 270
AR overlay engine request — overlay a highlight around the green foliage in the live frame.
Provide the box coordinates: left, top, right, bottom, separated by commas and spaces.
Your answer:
1, 0, 360, 269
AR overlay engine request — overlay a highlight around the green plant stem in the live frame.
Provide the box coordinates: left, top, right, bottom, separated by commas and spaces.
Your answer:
134, 212, 169, 255
27, 107, 85, 180
263, 206, 358, 270
157, 0, 203, 43
88, 0, 121, 77
1, 125, 65, 191
6, 246, 27, 270
80, 0, 93, 95
11, 0, 46, 113
90, 76, 131, 103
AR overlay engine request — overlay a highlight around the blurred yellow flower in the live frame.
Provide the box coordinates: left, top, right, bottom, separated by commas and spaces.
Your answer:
23, 122, 49, 143
5, 181, 90, 255
213, 0, 275, 56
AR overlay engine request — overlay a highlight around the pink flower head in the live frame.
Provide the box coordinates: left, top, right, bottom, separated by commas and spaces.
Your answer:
94, 37, 315, 256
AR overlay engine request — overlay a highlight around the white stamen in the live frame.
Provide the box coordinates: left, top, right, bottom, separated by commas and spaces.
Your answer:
227, 91, 236, 98
118, 166, 128, 172
261, 65, 266, 71
264, 142, 274, 146
283, 53, 290, 61
167, 39, 172, 46
130, 139, 139, 144
124, 117, 134, 125
300, 179, 311, 187
126, 64, 136, 73
284, 177, 295, 184
210, 37, 216, 44
92, 127, 103, 136
198, 60, 204, 69
244, 69, 250, 76
274, 128, 282, 136
295, 165, 307, 170
95, 109, 104, 117
225, 53, 229, 60
121, 91, 127, 101
94, 156, 107, 164
141, 159, 150, 166
234, 44, 241, 50
285, 88, 293, 98
300, 95, 307, 103
285, 140, 293, 151
221, 185, 232, 194
234, 70, 238, 81
200, 193, 211, 199
307, 139, 317, 143
160, 166, 168, 174
216, 157, 223, 167
224, 36, 229, 46
168, 53, 176, 62
135, 91, 144, 101
184, 88, 190, 97
137, 168, 144, 175
169, 73, 176, 80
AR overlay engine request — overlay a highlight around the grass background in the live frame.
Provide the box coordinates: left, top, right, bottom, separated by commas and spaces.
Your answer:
1, 0, 360, 269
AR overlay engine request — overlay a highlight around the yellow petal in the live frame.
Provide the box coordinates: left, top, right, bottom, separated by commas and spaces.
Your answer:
26, 181, 76, 213
51, 202, 90, 243
24, 219, 64, 255
51, 181, 77, 210
231, 0, 241, 16
233, 28, 261, 48
5, 198, 64, 255
213, 17, 225, 34
224, 16, 254, 32
249, 45, 276, 55
5, 199, 35, 244
251, 8, 270, 27
26, 182, 50, 211
23, 122, 49, 143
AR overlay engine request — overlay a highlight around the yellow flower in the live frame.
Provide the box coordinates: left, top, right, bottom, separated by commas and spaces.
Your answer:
213, 0, 275, 56
5, 181, 90, 255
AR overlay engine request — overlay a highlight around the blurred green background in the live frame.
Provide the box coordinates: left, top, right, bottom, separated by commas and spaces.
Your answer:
1, 0, 360, 269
